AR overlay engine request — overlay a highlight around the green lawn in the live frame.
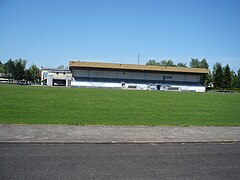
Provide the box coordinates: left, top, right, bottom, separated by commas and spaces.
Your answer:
0, 84, 240, 126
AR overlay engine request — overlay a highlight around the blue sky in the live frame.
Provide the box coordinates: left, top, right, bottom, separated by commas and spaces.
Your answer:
0, 0, 240, 72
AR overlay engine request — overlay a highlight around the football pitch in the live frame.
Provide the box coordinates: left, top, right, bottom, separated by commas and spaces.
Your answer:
0, 84, 239, 126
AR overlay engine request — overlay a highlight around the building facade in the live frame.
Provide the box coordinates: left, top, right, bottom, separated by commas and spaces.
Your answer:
69, 61, 209, 92
41, 68, 72, 87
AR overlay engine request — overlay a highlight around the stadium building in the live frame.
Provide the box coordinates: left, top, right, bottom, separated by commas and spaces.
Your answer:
69, 61, 209, 92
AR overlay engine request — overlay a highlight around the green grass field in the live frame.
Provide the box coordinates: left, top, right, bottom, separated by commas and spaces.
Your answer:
0, 84, 240, 126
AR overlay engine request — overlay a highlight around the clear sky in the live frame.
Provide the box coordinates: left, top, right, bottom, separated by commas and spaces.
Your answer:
0, 0, 240, 72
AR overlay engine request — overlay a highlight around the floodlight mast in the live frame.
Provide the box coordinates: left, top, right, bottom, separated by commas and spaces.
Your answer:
138, 52, 140, 65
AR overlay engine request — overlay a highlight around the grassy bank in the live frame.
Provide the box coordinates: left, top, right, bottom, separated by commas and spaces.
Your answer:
0, 84, 239, 126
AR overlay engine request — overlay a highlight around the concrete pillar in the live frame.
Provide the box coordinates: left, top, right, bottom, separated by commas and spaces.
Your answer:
47, 75, 53, 86
41, 71, 44, 85
66, 79, 68, 87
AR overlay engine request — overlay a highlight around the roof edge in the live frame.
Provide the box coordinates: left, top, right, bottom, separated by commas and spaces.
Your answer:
69, 61, 209, 74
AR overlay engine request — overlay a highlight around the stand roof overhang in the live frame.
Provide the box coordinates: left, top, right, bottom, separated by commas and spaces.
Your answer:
69, 61, 209, 74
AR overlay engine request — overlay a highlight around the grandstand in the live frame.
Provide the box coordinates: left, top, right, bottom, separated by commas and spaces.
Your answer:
69, 61, 209, 92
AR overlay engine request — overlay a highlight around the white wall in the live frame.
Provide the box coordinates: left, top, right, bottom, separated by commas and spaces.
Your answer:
71, 81, 148, 90
71, 81, 206, 92
171, 85, 206, 92
71, 81, 122, 88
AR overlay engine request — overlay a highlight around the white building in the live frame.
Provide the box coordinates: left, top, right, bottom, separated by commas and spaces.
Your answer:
41, 68, 72, 87
69, 61, 209, 92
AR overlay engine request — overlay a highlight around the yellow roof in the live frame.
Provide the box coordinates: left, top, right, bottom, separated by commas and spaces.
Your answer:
69, 61, 209, 74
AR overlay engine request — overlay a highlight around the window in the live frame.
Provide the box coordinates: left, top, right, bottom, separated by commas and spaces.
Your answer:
43, 72, 48, 78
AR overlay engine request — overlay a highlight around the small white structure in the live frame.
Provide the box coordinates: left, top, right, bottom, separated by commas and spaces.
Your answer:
41, 68, 72, 87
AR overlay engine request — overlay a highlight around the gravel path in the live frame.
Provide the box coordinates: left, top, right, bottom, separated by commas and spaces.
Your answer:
0, 124, 239, 143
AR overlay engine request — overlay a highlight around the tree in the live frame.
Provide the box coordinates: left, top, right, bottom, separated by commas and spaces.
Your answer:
176, 62, 187, 67
0, 61, 5, 73
190, 58, 209, 85
212, 63, 223, 88
222, 64, 231, 88
146, 60, 160, 66
146, 59, 176, 66
231, 70, 238, 88
16, 59, 27, 80
203, 73, 212, 87
28, 64, 40, 84
200, 59, 209, 69
190, 58, 200, 68
25, 69, 33, 82
4, 59, 15, 80
160, 60, 175, 66
12, 59, 27, 81
232, 68, 240, 88
190, 58, 209, 69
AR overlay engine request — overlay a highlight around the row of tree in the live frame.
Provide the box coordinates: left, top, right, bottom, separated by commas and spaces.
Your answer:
0, 59, 40, 84
146, 59, 187, 67
212, 63, 240, 89
146, 58, 240, 89
146, 58, 209, 68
